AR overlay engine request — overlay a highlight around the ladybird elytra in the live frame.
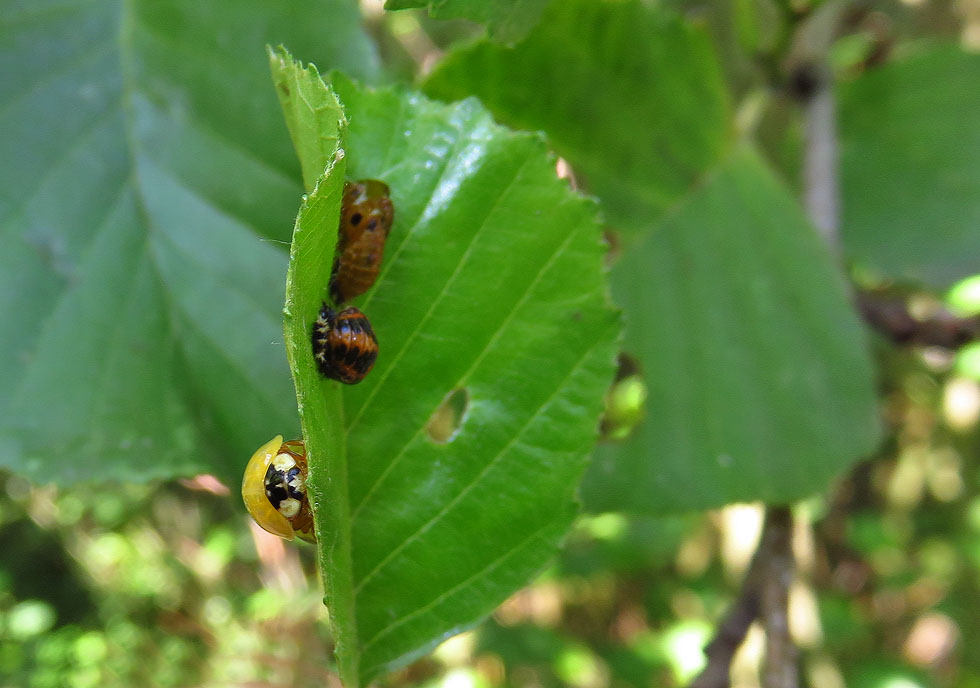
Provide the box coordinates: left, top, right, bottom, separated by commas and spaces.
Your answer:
242, 436, 315, 542
312, 303, 379, 385
330, 180, 394, 304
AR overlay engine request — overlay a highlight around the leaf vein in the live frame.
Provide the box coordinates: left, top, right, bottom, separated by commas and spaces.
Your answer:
1, 98, 123, 230
353, 336, 602, 595
0, 37, 115, 120
350, 214, 588, 518
349, 142, 534, 432
5, 179, 133, 411
359, 516, 559, 655
354, 112, 479, 318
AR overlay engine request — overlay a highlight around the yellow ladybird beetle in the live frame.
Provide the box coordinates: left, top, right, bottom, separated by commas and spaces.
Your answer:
242, 436, 315, 542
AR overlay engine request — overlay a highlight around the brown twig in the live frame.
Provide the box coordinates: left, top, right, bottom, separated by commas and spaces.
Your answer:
801, 64, 840, 254
786, 2, 851, 252
783, 5, 980, 352
688, 507, 798, 688
688, 555, 761, 688
856, 290, 980, 349
758, 507, 798, 688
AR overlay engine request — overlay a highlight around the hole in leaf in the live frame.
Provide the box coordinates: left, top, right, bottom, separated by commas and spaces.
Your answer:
600, 354, 647, 441
426, 388, 469, 444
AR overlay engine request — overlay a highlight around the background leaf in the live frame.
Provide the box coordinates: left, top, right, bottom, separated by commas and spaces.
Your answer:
839, 45, 980, 289
421, 0, 880, 513
0, 0, 377, 483
384, 0, 550, 43
298, 70, 619, 682
582, 147, 881, 513
422, 0, 732, 235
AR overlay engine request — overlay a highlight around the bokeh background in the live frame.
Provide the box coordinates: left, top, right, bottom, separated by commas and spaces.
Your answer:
3, 0, 980, 686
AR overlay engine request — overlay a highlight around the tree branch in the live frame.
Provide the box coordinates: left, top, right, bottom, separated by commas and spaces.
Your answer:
758, 507, 798, 688
857, 290, 980, 349
802, 64, 840, 253
688, 507, 798, 688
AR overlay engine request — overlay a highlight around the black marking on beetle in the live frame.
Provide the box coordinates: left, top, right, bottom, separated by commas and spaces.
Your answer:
264, 463, 305, 510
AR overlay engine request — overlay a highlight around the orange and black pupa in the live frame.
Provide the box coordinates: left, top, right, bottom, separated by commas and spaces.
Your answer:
312, 303, 379, 384
329, 180, 394, 304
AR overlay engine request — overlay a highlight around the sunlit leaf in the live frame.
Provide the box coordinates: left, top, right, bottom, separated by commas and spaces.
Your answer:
271, 61, 619, 681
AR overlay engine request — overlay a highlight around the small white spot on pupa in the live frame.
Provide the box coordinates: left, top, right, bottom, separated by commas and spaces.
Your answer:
717, 453, 733, 467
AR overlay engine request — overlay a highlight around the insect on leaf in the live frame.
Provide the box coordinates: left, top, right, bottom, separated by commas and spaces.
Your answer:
272, 50, 620, 684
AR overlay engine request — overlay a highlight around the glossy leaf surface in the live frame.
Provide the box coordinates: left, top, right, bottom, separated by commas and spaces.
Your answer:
0, 0, 377, 482
274, 62, 619, 681
839, 46, 980, 288
423, 0, 731, 234
384, 0, 550, 42
582, 147, 881, 513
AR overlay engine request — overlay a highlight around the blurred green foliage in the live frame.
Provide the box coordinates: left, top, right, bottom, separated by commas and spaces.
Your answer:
3, 0, 980, 686
0, 476, 330, 687
5, 328, 980, 687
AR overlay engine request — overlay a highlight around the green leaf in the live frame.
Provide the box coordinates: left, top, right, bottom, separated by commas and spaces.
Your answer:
839, 45, 980, 288
582, 147, 881, 513
270, 46, 349, 193
423, 0, 732, 234
384, 0, 550, 43
276, 63, 618, 681
270, 48, 357, 686
0, 0, 377, 483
